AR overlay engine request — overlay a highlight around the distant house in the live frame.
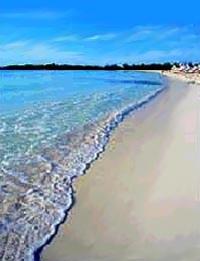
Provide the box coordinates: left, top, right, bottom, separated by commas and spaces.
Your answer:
172, 63, 200, 74
172, 64, 179, 71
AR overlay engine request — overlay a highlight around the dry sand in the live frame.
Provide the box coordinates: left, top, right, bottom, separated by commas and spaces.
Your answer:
42, 77, 200, 261
164, 71, 200, 85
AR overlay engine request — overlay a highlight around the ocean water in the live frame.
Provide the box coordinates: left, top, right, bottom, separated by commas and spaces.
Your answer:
0, 70, 166, 261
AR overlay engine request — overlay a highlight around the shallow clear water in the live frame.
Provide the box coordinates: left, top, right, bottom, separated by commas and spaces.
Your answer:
0, 70, 165, 261
0, 70, 163, 164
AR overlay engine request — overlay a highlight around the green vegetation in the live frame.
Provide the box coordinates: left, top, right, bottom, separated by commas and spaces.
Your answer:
0, 63, 173, 71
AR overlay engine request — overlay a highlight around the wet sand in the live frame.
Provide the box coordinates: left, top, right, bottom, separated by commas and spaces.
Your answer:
42, 77, 200, 261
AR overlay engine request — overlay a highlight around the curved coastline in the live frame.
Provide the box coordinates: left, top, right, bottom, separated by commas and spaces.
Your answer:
34, 75, 168, 261
42, 76, 200, 261
0, 73, 167, 261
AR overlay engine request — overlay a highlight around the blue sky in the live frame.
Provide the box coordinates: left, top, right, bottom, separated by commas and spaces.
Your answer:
1, 0, 200, 65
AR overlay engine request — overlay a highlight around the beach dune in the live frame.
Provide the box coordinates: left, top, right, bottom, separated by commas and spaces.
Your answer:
42, 78, 200, 261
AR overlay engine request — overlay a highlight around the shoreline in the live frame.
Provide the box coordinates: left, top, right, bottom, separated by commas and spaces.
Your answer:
41, 76, 200, 261
32, 73, 167, 261
164, 71, 200, 85
0, 71, 165, 261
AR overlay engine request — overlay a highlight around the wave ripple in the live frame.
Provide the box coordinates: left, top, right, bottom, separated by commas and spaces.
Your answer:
0, 83, 167, 261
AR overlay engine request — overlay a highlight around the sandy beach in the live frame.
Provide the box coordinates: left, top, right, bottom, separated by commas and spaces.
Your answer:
164, 71, 200, 85
42, 76, 200, 261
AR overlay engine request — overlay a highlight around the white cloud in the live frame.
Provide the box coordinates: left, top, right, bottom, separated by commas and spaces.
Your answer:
0, 41, 84, 65
1, 25, 200, 65
1, 41, 30, 49
53, 35, 79, 42
110, 47, 200, 64
26, 44, 82, 61
84, 33, 117, 42
125, 25, 183, 43
126, 30, 153, 42
131, 49, 182, 63
52, 32, 117, 43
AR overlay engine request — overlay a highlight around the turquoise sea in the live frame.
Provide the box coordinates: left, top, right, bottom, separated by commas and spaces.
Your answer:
0, 70, 166, 261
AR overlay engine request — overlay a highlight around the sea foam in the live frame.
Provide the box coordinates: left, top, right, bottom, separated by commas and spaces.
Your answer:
0, 81, 166, 261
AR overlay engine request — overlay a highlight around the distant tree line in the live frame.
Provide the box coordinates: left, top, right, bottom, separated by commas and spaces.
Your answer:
0, 63, 173, 71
